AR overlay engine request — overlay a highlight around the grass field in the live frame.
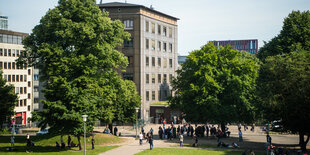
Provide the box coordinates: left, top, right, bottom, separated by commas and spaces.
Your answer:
0, 133, 121, 155
136, 148, 265, 155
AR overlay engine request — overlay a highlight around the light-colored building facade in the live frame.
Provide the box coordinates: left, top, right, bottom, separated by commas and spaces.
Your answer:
98, 2, 179, 122
0, 16, 8, 30
0, 29, 33, 126
211, 39, 259, 54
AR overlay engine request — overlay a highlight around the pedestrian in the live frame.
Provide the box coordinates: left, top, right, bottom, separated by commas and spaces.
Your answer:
150, 128, 153, 137
179, 133, 183, 147
114, 126, 118, 136
67, 135, 71, 148
239, 130, 243, 142
92, 136, 95, 150
60, 135, 65, 149
26, 134, 31, 147
149, 136, 153, 150
139, 132, 143, 145
158, 126, 163, 139
163, 119, 166, 128
217, 129, 223, 143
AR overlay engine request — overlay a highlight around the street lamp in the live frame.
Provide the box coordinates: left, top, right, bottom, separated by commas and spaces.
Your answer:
82, 115, 88, 155
135, 108, 139, 138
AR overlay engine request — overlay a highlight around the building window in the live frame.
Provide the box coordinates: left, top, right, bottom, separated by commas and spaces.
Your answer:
12, 75, 15, 82
158, 25, 161, 35
145, 21, 149, 32
8, 49, 11, 56
152, 91, 155, 100
127, 56, 134, 67
163, 27, 167, 36
164, 74, 167, 82
19, 100, 22, 106
4, 75, 7, 81
16, 50, 19, 56
123, 73, 133, 81
158, 74, 161, 83
34, 87, 39, 92
146, 74, 149, 84
158, 58, 161, 67
158, 41, 161, 51
24, 87, 27, 94
163, 42, 167, 52
146, 56, 149, 67
151, 23, 155, 33
169, 59, 173, 68
146, 39, 149, 49
169, 43, 173, 52
124, 38, 133, 47
28, 93, 31, 99
169, 74, 173, 82
152, 74, 155, 83
4, 62, 7, 69
34, 98, 39, 103
8, 75, 11, 82
28, 105, 30, 111
163, 58, 167, 68
12, 62, 15, 69
12, 49, 15, 57
152, 40, 155, 50
152, 57, 155, 67
20, 87, 23, 94
28, 69, 31, 75
28, 81, 31, 87
8, 62, 11, 69
146, 91, 149, 101
20, 75, 23, 82
34, 74, 39, 81
158, 90, 161, 100
24, 99, 27, 106
123, 19, 133, 30
169, 27, 172, 38
0, 61, 2, 69
16, 75, 19, 82
0, 48, 2, 56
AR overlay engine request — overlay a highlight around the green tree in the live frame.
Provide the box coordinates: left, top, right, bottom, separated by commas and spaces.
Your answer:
258, 11, 310, 60
18, 0, 139, 150
258, 51, 310, 151
0, 70, 18, 129
170, 43, 260, 131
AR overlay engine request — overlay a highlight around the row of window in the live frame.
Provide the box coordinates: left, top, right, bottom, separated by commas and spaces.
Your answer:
146, 73, 173, 84
0, 61, 28, 70
0, 48, 24, 57
146, 90, 170, 101
145, 21, 173, 38
146, 57, 173, 68
0, 34, 23, 45
15, 87, 28, 94
16, 99, 28, 107
3, 74, 28, 83
146, 39, 173, 52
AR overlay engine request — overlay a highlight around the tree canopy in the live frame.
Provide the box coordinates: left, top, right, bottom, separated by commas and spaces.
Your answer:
0, 70, 18, 129
170, 43, 260, 126
18, 0, 140, 149
258, 10, 310, 60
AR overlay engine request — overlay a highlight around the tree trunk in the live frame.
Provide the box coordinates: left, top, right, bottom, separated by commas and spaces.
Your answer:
77, 135, 81, 150
299, 131, 309, 152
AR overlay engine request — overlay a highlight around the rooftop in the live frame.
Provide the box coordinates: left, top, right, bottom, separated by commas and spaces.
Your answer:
98, 2, 179, 20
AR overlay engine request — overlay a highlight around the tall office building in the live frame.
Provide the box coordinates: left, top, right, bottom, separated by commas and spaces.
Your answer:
211, 39, 258, 54
0, 16, 8, 30
0, 29, 33, 126
98, 2, 179, 122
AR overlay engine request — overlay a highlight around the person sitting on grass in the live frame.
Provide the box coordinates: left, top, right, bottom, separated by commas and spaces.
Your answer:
56, 142, 60, 149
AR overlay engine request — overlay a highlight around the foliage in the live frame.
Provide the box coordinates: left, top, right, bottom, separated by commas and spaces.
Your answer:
258, 51, 310, 151
258, 10, 310, 60
0, 70, 18, 128
17, 0, 140, 146
170, 43, 260, 124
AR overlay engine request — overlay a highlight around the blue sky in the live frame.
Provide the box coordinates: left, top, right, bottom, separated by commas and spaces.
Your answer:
0, 0, 309, 55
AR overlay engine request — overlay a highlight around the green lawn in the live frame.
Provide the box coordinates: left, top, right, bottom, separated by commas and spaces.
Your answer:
136, 148, 264, 155
0, 133, 121, 155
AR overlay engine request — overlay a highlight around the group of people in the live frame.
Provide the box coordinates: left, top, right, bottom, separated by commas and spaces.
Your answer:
55, 135, 94, 150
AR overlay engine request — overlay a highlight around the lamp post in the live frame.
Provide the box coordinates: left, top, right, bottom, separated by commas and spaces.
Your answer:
82, 115, 88, 155
135, 108, 139, 138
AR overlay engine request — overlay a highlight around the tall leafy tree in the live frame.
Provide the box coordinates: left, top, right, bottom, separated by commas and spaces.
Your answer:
170, 43, 260, 131
258, 51, 310, 151
0, 71, 18, 129
18, 0, 139, 150
258, 11, 310, 60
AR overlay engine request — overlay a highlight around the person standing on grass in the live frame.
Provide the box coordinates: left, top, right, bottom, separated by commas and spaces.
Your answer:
114, 127, 118, 136
92, 136, 95, 150
139, 132, 143, 145
179, 133, 183, 147
149, 136, 153, 150
67, 136, 71, 148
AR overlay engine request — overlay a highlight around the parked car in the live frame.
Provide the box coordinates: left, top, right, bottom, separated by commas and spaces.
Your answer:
36, 128, 49, 135
271, 120, 283, 132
